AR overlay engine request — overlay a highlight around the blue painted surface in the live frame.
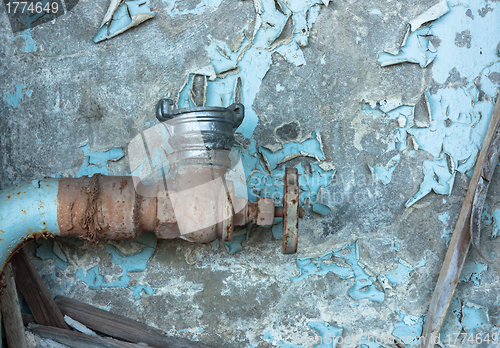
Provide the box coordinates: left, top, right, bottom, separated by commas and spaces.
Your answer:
172, 0, 336, 213
76, 265, 103, 290
440, 297, 462, 338
438, 212, 451, 245
306, 321, 343, 348
5, 83, 31, 108
259, 133, 325, 170
76, 232, 157, 299
405, 157, 455, 208
224, 233, 246, 254
459, 261, 487, 285
18, 29, 36, 51
291, 241, 385, 303
385, 257, 426, 286
0, 178, 60, 270
312, 203, 331, 216
36, 239, 69, 270
362, 99, 414, 152
392, 311, 423, 348
77, 144, 124, 177
374, 0, 500, 207
94, 0, 155, 43
379, 27, 437, 68
461, 301, 493, 336
440, 298, 493, 338
492, 209, 500, 239
388, 241, 400, 251
371, 155, 400, 185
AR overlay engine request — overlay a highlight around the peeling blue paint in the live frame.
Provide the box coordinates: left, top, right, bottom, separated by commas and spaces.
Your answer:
6, 83, 31, 108
440, 298, 493, 338
291, 241, 385, 303
76, 265, 103, 290
76, 232, 156, 299
77, 144, 124, 177
306, 321, 343, 348
291, 249, 354, 282
259, 133, 325, 171
492, 209, 500, 239
385, 256, 426, 286
378, 27, 437, 68
362, 99, 414, 152
405, 157, 455, 208
312, 203, 331, 216
459, 261, 487, 285
224, 232, 247, 254
376, 0, 500, 207
389, 241, 400, 251
263, 330, 301, 348
461, 301, 492, 336
36, 239, 69, 270
129, 284, 155, 298
392, 312, 423, 348
94, 0, 154, 43
370, 155, 400, 185
18, 29, 36, 51
172, 0, 335, 216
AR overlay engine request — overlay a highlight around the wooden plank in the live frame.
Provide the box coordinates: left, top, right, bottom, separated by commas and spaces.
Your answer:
21, 313, 35, 327
421, 93, 500, 347
1, 263, 28, 348
55, 296, 213, 348
10, 248, 69, 329
30, 324, 146, 348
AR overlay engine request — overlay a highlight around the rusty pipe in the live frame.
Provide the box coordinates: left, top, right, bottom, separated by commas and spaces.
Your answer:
0, 173, 282, 274
0, 99, 300, 277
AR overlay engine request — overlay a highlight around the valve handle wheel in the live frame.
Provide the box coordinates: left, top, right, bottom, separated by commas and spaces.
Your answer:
282, 167, 299, 254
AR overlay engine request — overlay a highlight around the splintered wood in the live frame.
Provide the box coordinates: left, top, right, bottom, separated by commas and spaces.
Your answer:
1, 246, 213, 348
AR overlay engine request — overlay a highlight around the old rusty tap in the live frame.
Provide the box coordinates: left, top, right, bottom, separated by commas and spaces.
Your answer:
0, 98, 301, 274
153, 99, 300, 254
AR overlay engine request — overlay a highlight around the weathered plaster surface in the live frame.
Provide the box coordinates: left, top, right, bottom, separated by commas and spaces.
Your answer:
1, 0, 500, 347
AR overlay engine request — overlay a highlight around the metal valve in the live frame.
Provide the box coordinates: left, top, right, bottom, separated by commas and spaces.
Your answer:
154, 99, 301, 254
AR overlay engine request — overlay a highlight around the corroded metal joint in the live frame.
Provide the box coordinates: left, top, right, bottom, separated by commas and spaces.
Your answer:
233, 198, 275, 227
57, 175, 156, 242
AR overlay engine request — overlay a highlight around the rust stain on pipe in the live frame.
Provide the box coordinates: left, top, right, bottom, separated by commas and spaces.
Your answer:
57, 175, 158, 243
